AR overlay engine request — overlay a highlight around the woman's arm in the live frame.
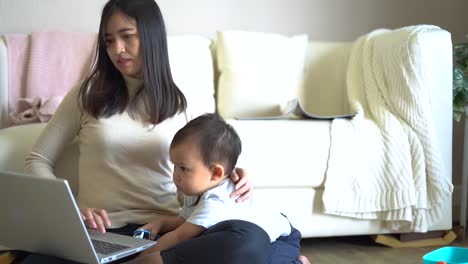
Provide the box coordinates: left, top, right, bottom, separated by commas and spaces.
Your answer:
24, 84, 82, 178
22, 84, 112, 232
229, 167, 253, 202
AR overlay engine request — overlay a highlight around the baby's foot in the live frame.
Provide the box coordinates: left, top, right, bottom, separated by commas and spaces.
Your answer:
298, 255, 311, 264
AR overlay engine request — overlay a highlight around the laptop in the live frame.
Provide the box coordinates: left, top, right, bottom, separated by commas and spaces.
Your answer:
0, 171, 156, 264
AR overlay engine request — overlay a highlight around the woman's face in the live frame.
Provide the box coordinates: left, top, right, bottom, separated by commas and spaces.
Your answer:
104, 11, 142, 78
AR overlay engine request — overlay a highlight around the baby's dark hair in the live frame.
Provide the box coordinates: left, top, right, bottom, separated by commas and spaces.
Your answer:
171, 113, 242, 176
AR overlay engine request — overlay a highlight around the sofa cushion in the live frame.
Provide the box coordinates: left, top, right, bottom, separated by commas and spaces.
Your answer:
215, 31, 308, 119
168, 35, 216, 117
228, 119, 329, 188
302, 42, 352, 116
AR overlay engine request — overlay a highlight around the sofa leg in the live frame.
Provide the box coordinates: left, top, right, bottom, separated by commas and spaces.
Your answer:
452, 225, 466, 241
372, 230, 457, 248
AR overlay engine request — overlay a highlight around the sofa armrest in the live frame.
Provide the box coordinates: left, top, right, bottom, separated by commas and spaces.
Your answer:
0, 123, 79, 194
415, 28, 453, 180
0, 123, 44, 172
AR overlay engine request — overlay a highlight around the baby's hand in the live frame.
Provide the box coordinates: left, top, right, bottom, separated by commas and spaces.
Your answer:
133, 229, 152, 240
137, 222, 160, 240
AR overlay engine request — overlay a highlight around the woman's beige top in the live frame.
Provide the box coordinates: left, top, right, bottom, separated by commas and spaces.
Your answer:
25, 76, 189, 228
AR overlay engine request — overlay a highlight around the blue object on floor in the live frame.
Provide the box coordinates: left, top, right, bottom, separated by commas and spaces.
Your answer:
422, 246, 468, 264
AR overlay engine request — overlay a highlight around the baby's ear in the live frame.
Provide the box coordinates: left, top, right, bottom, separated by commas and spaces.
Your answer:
210, 163, 225, 181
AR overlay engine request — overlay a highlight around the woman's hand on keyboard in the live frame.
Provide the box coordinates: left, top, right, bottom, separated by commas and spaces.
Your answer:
81, 207, 111, 233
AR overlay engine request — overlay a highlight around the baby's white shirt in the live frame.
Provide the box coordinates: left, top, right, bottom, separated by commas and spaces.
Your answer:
180, 179, 291, 242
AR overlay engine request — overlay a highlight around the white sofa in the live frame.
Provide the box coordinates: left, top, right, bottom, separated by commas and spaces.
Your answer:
0, 24, 453, 237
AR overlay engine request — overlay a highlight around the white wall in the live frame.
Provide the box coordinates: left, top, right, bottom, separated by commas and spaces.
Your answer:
159, 0, 468, 43
1, 0, 467, 43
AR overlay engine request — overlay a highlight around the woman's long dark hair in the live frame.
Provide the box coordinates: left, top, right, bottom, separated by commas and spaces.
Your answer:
79, 0, 186, 125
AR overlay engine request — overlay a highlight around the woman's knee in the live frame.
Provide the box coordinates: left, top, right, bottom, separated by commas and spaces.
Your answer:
161, 220, 270, 264
204, 220, 271, 263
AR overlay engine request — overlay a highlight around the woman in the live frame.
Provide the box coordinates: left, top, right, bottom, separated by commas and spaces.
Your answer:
25, 0, 251, 234
25, 0, 309, 263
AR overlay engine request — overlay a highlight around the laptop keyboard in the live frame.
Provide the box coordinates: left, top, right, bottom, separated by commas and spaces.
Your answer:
91, 239, 130, 255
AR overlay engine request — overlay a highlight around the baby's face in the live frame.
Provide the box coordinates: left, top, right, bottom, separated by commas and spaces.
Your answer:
169, 142, 213, 196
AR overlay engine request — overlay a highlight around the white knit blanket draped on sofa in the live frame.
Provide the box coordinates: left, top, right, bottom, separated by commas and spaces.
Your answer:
323, 25, 453, 232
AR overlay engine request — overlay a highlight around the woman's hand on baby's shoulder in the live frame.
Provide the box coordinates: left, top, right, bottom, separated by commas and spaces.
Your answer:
229, 167, 253, 202
80, 208, 111, 233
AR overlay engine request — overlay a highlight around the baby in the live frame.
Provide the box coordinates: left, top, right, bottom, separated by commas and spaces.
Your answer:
134, 113, 309, 264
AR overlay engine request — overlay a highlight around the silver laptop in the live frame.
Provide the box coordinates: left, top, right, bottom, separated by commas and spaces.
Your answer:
0, 171, 156, 264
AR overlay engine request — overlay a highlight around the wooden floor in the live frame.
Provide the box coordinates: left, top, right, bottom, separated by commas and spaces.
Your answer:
300, 235, 468, 264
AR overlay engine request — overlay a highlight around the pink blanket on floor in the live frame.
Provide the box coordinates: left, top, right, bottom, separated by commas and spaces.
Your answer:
5, 30, 97, 125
